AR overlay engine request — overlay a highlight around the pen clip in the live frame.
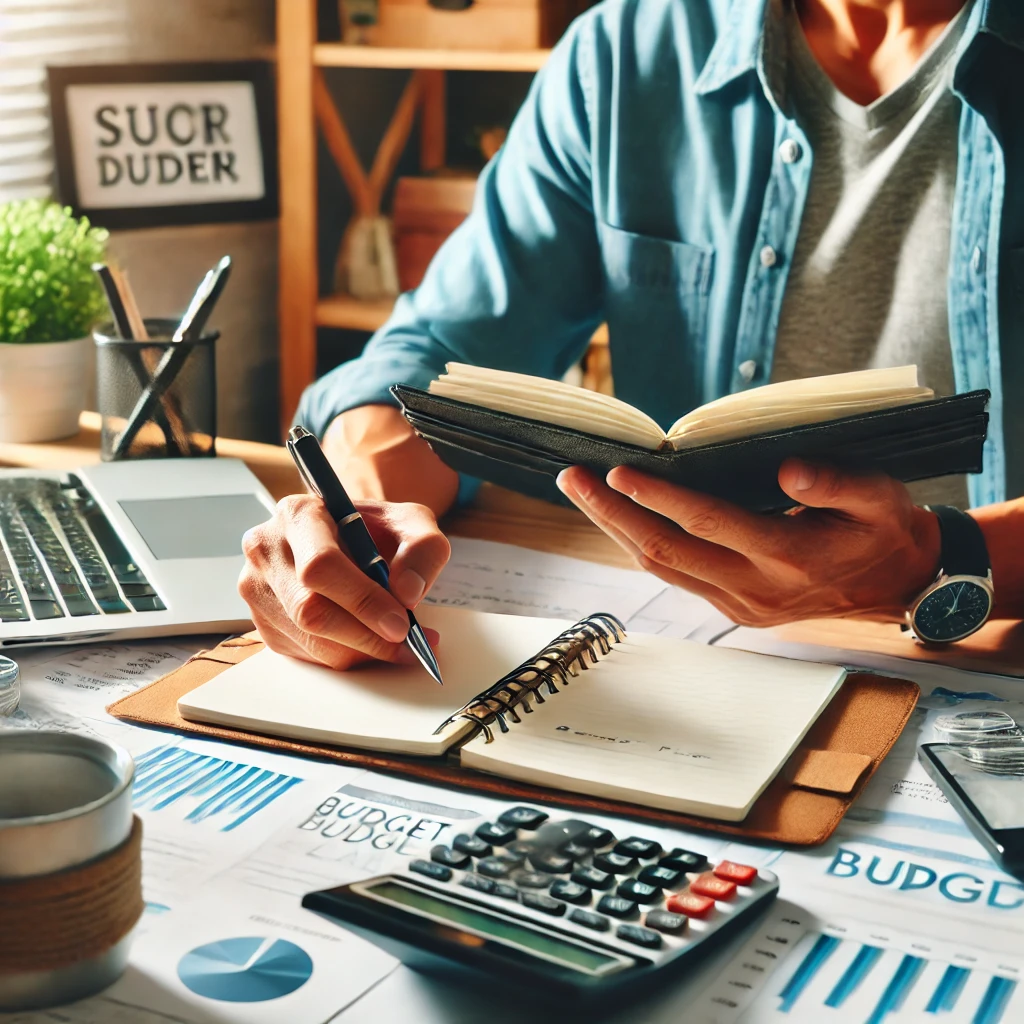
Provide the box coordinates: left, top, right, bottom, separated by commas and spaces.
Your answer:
286, 437, 323, 500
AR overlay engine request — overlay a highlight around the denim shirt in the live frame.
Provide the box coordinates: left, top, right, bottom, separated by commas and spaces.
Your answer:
299, 0, 1024, 509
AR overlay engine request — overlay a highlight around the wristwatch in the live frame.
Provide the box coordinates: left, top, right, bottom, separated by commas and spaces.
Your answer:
907, 505, 994, 644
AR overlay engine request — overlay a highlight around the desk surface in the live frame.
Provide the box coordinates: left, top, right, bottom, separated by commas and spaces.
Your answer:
0, 412, 634, 569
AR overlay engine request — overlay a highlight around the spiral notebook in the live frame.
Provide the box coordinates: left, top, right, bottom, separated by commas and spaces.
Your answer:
177, 606, 846, 822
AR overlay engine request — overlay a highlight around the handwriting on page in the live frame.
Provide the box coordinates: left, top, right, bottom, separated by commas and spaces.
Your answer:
425, 537, 668, 622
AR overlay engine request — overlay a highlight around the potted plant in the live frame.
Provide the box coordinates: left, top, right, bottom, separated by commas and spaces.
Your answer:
0, 199, 108, 442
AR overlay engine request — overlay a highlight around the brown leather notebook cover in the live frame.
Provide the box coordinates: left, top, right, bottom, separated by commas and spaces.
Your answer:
107, 633, 919, 847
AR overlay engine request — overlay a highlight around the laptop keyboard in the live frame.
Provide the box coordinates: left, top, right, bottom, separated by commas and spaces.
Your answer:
0, 477, 165, 623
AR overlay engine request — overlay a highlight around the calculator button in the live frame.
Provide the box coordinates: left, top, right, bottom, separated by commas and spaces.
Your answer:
645, 909, 688, 935
477, 857, 513, 879
615, 837, 663, 860
534, 819, 595, 850
550, 879, 591, 905
594, 851, 638, 875
570, 908, 611, 932
666, 892, 715, 919
476, 821, 518, 846
511, 870, 552, 889
639, 865, 684, 889
453, 834, 492, 858
571, 866, 615, 891
499, 806, 549, 830
409, 859, 452, 882
578, 825, 615, 849
617, 878, 661, 904
521, 892, 567, 916
617, 924, 663, 949
659, 849, 708, 873
493, 883, 519, 900
690, 873, 737, 900
597, 895, 639, 920
460, 874, 496, 895
714, 860, 758, 885
496, 847, 528, 868
529, 851, 574, 874
430, 845, 471, 870
561, 841, 591, 860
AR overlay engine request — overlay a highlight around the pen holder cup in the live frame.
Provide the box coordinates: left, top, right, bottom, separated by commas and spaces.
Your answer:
94, 318, 218, 461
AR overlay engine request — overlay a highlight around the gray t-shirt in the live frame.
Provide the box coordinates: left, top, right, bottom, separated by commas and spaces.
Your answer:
769, 2, 972, 507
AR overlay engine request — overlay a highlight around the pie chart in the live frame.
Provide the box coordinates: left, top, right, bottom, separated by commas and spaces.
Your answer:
177, 936, 313, 1002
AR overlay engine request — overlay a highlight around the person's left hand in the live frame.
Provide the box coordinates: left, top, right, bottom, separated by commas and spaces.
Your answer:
556, 460, 942, 627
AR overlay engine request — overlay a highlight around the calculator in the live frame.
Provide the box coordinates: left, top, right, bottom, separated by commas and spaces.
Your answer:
302, 804, 778, 1002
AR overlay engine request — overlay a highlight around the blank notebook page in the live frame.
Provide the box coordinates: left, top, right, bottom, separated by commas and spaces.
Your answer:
460, 634, 846, 821
177, 606, 571, 757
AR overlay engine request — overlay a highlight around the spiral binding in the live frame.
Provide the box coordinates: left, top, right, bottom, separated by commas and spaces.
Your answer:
432, 612, 627, 744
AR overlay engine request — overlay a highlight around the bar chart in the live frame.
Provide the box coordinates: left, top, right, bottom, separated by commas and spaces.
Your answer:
132, 743, 305, 832
692, 906, 1022, 1024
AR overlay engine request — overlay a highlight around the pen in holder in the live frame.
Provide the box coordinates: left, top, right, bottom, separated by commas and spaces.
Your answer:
94, 318, 218, 461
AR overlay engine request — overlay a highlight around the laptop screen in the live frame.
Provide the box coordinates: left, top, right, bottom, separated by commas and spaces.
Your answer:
118, 494, 270, 560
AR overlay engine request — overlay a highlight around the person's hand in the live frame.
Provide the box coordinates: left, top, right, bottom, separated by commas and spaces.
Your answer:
239, 495, 450, 669
556, 460, 942, 626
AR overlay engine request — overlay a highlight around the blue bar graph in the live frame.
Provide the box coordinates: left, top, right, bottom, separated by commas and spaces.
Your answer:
974, 977, 1017, 1024
826, 944, 884, 1008
779, 934, 840, 1012
927, 965, 971, 1014
133, 744, 304, 832
867, 955, 925, 1024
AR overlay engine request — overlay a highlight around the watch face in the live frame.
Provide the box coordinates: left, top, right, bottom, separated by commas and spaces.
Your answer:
913, 579, 992, 643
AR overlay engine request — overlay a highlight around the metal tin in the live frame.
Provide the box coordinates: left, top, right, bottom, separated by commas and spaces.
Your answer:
0, 656, 17, 716
0, 731, 136, 1011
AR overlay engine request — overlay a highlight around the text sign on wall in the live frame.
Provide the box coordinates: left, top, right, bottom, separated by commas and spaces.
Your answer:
49, 62, 278, 229
67, 82, 265, 207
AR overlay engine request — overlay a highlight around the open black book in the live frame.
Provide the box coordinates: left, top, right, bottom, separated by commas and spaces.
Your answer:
393, 364, 988, 511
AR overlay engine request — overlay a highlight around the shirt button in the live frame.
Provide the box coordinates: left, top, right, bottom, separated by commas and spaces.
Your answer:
759, 245, 778, 268
779, 138, 802, 163
738, 360, 758, 383
972, 246, 984, 273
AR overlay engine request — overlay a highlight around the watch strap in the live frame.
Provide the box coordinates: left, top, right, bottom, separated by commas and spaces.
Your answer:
927, 505, 990, 578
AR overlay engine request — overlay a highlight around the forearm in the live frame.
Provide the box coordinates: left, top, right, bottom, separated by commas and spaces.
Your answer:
970, 497, 1024, 619
321, 404, 459, 518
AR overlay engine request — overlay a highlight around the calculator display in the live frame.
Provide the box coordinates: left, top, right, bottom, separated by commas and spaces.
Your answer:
363, 880, 624, 975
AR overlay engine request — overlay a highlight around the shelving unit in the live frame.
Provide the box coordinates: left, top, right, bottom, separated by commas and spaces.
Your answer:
276, 2, 607, 430
313, 44, 551, 72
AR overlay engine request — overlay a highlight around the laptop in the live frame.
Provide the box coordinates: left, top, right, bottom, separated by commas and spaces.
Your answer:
0, 458, 275, 648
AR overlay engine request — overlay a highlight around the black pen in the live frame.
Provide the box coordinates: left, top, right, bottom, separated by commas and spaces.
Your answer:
286, 425, 444, 685
112, 256, 232, 459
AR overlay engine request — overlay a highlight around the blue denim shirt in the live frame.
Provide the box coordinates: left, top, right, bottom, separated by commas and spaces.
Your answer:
299, 0, 1024, 509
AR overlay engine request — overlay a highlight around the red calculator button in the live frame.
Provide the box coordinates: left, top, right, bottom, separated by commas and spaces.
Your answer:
713, 860, 758, 885
666, 892, 715, 919
690, 873, 737, 900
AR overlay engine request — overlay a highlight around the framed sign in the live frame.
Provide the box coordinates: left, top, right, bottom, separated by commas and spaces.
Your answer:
47, 61, 278, 229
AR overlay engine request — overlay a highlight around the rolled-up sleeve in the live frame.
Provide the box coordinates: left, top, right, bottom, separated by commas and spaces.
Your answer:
296, 14, 604, 442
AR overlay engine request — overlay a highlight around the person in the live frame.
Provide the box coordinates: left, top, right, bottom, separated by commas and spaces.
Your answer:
240, 0, 1024, 669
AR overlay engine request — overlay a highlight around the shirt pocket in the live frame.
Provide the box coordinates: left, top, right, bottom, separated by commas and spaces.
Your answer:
596, 222, 714, 425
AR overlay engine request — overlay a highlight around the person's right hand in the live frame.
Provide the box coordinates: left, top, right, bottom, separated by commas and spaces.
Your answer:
238, 495, 450, 670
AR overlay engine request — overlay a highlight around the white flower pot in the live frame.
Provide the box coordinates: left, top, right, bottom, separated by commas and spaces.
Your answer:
0, 337, 92, 443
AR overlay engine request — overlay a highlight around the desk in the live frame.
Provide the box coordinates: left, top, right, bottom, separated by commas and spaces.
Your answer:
5, 418, 1024, 1024
0, 412, 633, 569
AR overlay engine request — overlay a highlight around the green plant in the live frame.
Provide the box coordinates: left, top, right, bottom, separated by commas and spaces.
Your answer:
0, 199, 108, 344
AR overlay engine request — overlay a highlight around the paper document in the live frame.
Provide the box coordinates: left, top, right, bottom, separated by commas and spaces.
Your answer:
107, 884, 397, 1024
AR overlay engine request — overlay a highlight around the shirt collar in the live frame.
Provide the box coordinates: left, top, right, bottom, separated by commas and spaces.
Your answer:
975, 0, 1024, 50
694, 0, 772, 96
693, 0, 1022, 100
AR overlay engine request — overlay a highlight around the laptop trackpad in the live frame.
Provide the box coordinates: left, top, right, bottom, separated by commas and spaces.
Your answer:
118, 495, 271, 560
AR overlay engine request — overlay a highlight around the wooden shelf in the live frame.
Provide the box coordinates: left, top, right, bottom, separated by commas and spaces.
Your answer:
314, 44, 550, 72
316, 294, 609, 346
316, 295, 397, 331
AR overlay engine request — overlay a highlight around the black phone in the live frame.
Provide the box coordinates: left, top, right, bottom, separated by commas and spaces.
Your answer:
918, 743, 1024, 880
